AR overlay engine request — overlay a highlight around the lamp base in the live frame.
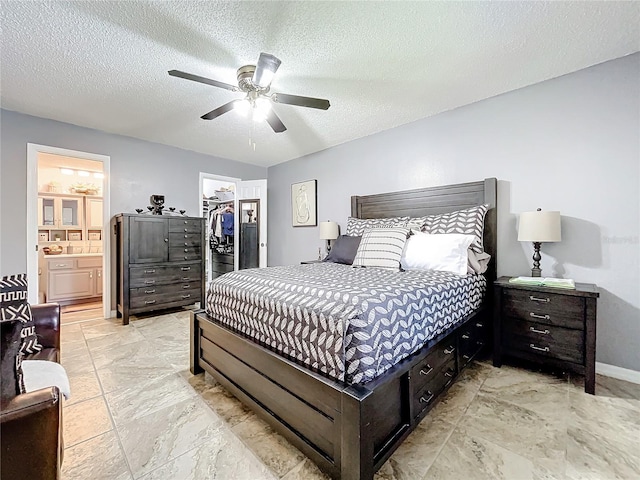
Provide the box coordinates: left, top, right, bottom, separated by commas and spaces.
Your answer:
326, 240, 332, 254
531, 241, 542, 277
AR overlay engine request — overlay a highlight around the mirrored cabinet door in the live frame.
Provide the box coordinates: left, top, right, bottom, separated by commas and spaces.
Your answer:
239, 199, 259, 270
60, 198, 81, 226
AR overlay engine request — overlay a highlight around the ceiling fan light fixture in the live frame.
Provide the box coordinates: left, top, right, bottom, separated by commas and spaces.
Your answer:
252, 53, 281, 88
233, 98, 251, 116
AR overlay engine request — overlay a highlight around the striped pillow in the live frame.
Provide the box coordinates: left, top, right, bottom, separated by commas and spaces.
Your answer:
345, 217, 409, 236
352, 228, 410, 270
422, 204, 489, 254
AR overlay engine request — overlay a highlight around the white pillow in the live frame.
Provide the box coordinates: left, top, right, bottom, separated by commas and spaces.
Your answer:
401, 233, 475, 276
22, 360, 71, 400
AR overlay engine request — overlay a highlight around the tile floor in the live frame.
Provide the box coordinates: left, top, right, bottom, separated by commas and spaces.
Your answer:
59, 309, 640, 480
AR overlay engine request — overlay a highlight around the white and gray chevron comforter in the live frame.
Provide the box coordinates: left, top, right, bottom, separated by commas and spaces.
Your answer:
206, 263, 486, 385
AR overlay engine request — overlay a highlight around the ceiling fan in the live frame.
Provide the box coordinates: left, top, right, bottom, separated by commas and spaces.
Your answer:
169, 53, 330, 133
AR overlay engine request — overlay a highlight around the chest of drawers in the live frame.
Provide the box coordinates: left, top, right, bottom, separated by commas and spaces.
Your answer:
493, 277, 598, 394
115, 214, 206, 325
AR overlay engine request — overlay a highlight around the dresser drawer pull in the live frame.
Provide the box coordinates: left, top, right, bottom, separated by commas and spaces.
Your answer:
461, 334, 470, 339
181, 267, 191, 271
475, 322, 484, 328
529, 326, 550, 335
444, 370, 454, 378
184, 228, 188, 232
182, 277, 190, 281
182, 294, 191, 299
144, 269, 156, 274
144, 280, 155, 284
462, 354, 470, 360
529, 295, 550, 303
144, 289, 156, 294
182, 285, 190, 289
184, 248, 189, 252
419, 391, 434, 404
529, 344, 550, 352
444, 347, 455, 355
184, 235, 188, 238
529, 312, 551, 320
419, 365, 433, 376
145, 300, 156, 305
184, 243, 188, 246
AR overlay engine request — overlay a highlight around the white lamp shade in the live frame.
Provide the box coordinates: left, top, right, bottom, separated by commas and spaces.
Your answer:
518, 210, 561, 242
319, 221, 339, 240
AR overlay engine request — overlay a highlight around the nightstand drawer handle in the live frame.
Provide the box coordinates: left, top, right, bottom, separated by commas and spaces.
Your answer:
529, 326, 550, 335
529, 312, 550, 320
529, 295, 550, 303
181, 266, 191, 271
419, 365, 433, 376
144, 269, 156, 274
444, 370, 454, 378
419, 391, 434, 404
475, 322, 484, 328
182, 294, 191, 299
145, 300, 156, 305
461, 334, 470, 339
144, 280, 155, 284
444, 347, 455, 355
144, 289, 156, 294
529, 344, 549, 352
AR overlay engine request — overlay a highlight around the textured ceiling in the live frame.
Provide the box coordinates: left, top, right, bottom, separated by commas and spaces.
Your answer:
1, 1, 638, 167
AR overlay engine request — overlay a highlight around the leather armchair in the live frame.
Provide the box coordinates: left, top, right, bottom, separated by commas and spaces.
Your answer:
1, 303, 63, 480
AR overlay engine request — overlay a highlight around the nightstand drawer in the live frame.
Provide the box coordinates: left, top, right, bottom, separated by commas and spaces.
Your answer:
502, 317, 584, 364
502, 289, 584, 330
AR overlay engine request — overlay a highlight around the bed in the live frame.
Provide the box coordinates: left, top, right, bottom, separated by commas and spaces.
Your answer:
191, 178, 497, 480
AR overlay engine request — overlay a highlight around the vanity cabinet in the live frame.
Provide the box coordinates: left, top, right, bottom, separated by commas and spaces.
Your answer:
40, 255, 102, 304
115, 214, 206, 325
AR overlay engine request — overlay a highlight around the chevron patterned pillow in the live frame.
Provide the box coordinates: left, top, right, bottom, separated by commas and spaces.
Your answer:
423, 204, 489, 254
0, 274, 43, 362
352, 228, 410, 270
345, 216, 409, 236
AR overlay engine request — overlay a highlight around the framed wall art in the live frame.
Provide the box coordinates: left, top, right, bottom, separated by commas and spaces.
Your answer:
291, 179, 317, 227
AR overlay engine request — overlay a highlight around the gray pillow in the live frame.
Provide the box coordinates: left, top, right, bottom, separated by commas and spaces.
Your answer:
324, 235, 362, 265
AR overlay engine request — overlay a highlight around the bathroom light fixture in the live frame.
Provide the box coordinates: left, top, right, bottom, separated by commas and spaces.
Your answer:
60, 168, 74, 175
77, 171, 90, 177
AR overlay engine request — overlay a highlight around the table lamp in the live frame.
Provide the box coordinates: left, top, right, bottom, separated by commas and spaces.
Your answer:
517, 208, 561, 277
319, 221, 339, 253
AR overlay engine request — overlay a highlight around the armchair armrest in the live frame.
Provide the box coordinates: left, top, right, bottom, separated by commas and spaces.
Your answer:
31, 303, 60, 352
1, 387, 62, 480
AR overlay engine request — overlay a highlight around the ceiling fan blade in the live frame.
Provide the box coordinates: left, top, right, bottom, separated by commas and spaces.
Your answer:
272, 93, 330, 110
201, 100, 243, 120
265, 109, 287, 133
168, 70, 237, 92
252, 53, 281, 88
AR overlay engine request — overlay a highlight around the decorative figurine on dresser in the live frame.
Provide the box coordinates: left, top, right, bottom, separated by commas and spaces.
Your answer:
114, 212, 205, 325
493, 276, 599, 394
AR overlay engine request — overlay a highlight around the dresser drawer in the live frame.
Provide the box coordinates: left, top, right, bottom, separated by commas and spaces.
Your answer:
502, 317, 584, 364
502, 289, 584, 330
169, 247, 202, 262
410, 338, 457, 393
169, 232, 202, 248
169, 218, 202, 233
413, 358, 456, 417
130, 283, 200, 308
129, 264, 201, 288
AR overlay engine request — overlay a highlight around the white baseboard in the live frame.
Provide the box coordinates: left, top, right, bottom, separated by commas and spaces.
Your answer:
596, 362, 640, 385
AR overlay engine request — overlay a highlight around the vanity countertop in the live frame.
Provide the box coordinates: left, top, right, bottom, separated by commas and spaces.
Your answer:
43, 253, 103, 258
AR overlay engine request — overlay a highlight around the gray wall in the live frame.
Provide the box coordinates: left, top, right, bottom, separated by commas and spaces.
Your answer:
267, 53, 640, 372
0, 109, 266, 276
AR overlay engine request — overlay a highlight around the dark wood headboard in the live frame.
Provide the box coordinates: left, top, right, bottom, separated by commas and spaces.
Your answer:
350, 178, 497, 282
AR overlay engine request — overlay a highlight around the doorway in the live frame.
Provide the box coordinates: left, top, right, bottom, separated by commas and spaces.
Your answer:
199, 174, 268, 285
27, 144, 111, 320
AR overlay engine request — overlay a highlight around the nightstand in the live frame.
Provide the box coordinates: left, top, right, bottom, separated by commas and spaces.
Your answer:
300, 260, 323, 264
493, 276, 599, 394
